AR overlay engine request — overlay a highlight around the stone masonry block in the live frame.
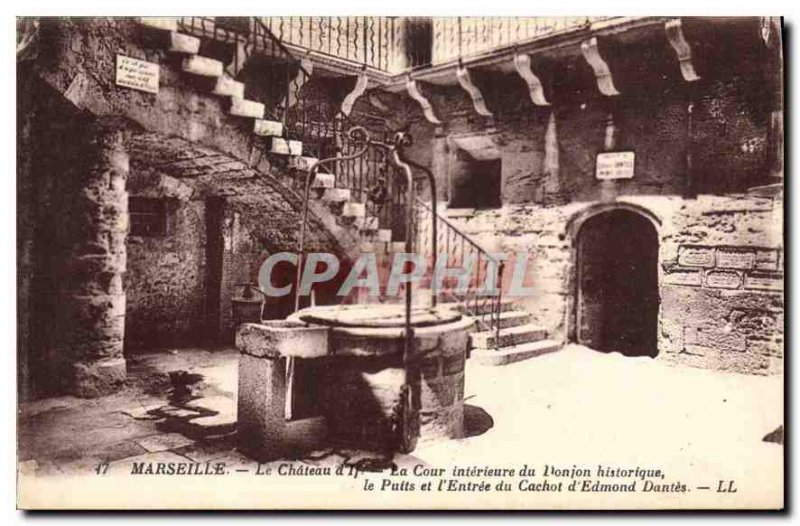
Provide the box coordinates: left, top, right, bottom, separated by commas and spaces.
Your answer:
182, 55, 223, 77
71, 357, 126, 398
270, 138, 291, 155
341, 202, 366, 218
320, 188, 351, 202
237, 321, 329, 358
213, 75, 245, 99
288, 140, 303, 156
716, 247, 755, 270
237, 354, 327, 460
237, 353, 286, 455
139, 17, 178, 32
169, 32, 200, 54
678, 246, 715, 268
254, 119, 284, 137
229, 98, 265, 119
704, 270, 743, 289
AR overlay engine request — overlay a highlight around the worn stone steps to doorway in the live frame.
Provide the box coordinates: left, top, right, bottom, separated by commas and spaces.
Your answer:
475, 310, 532, 330
414, 290, 561, 365
470, 323, 547, 350
470, 339, 562, 366
442, 298, 517, 315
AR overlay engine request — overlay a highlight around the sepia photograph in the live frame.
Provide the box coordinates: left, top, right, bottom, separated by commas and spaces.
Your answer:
15, 12, 785, 510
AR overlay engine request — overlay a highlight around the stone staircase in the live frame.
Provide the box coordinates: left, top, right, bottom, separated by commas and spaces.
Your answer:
138, 17, 404, 258
139, 18, 560, 363
413, 200, 563, 366
420, 293, 561, 366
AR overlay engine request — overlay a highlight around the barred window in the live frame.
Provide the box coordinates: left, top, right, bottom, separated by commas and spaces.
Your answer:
129, 197, 168, 237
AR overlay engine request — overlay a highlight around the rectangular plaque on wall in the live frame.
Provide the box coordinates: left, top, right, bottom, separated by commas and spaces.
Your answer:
115, 55, 159, 94
596, 151, 635, 180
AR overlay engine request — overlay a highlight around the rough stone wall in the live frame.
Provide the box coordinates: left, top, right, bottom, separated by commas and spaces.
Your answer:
410, 73, 770, 207
659, 194, 784, 374
124, 199, 207, 349
33, 18, 276, 174
369, 20, 779, 210
124, 133, 352, 349
348, 20, 783, 375
434, 191, 783, 375
22, 18, 357, 390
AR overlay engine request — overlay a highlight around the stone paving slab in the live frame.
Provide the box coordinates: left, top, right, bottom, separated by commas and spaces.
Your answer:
92, 439, 148, 463
185, 414, 236, 438
158, 406, 204, 419
182, 395, 235, 415
135, 432, 195, 453
120, 404, 165, 420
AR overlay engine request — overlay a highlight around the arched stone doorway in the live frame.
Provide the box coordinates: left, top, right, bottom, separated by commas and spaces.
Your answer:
574, 208, 660, 357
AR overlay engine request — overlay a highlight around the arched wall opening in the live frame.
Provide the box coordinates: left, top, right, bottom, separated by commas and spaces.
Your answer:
568, 205, 661, 357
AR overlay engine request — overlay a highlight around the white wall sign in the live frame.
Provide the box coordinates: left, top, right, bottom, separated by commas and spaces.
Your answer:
115, 55, 159, 94
596, 151, 635, 180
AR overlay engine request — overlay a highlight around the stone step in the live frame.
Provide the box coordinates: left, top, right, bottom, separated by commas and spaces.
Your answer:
470, 323, 547, 350
288, 140, 303, 156
390, 241, 407, 253
213, 75, 245, 98
359, 241, 389, 254
359, 216, 379, 231
444, 208, 476, 218
230, 98, 265, 119
319, 188, 351, 202
361, 228, 392, 243
139, 17, 178, 32
476, 310, 532, 331
440, 298, 516, 315
310, 172, 335, 189
169, 32, 200, 54
270, 138, 303, 156
270, 138, 291, 155
182, 55, 223, 77
470, 339, 562, 366
342, 202, 366, 218
290, 156, 320, 172
254, 119, 284, 137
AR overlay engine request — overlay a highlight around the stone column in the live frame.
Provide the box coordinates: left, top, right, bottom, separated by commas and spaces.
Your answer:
61, 124, 129, 397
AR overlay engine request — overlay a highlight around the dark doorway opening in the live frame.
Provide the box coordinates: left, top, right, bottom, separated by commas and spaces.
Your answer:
575, 209, 659, 357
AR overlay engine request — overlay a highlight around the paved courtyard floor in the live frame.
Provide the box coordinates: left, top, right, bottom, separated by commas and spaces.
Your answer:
17, 344, 783, 509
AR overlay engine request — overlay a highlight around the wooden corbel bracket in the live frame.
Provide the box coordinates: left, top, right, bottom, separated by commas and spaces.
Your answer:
513, 53, 549, 106
580, 37, 620, 97
406, 78, 442, 125
665, 19, 701, 82
341, 71, 369, 116
456, 65, 493, 117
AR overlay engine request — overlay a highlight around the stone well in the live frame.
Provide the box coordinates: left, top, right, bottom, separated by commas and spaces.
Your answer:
236, 304, 474, 460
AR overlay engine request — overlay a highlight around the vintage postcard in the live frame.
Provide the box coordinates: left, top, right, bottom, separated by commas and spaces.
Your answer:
16, 15, 784, 510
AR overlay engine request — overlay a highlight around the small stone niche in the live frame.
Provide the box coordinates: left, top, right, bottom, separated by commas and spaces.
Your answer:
448, 135, 502, 209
